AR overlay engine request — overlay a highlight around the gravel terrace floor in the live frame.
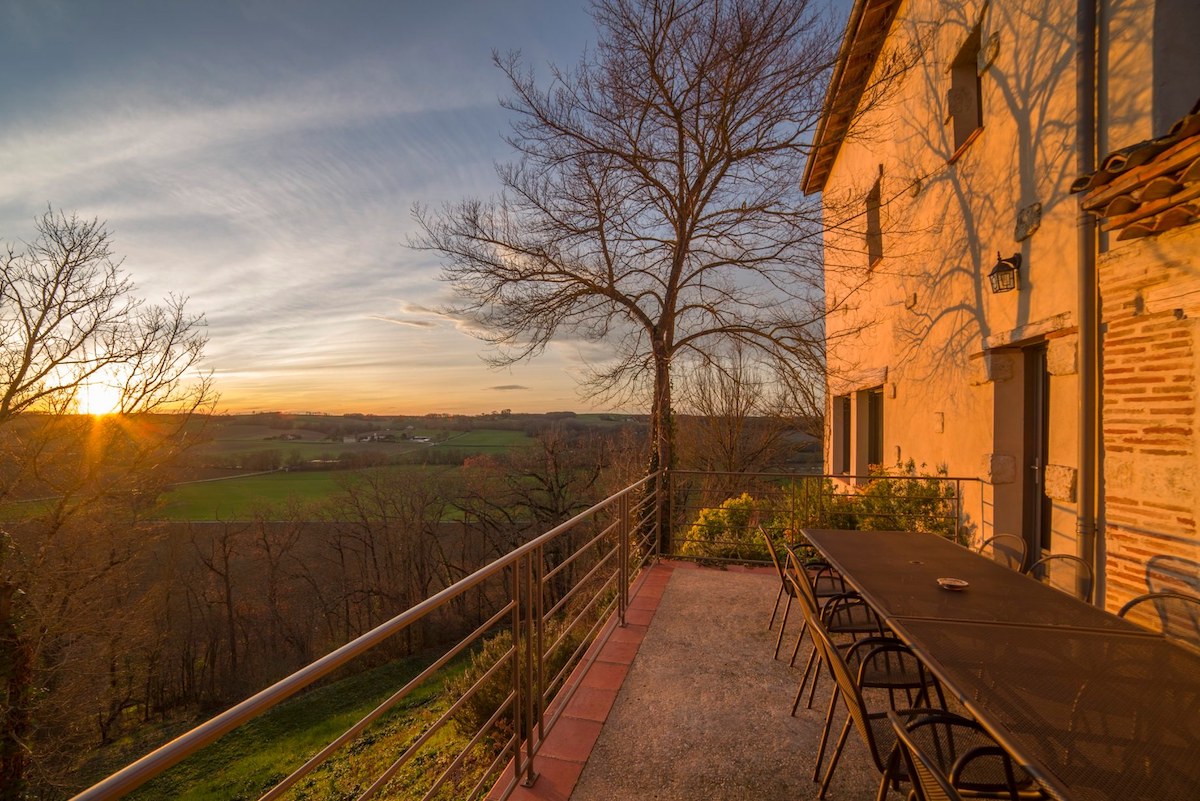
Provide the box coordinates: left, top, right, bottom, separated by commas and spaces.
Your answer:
503, 560, 895, 800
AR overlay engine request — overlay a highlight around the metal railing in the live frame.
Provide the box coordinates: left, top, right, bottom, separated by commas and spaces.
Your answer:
664, 471, 981, 563
74, 473, 661, 801
74, 467, 983, 800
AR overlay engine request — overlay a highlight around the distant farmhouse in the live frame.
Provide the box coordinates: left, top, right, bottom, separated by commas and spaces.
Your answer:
808, 0, 1199, 610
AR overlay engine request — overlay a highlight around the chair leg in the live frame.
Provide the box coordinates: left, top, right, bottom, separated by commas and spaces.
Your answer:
773, 597, 792, 659
818, 715, 853, 799
811, 686, 842, 781
767, 584, 785, 629
875, 745, 902, 801
792, 645, 818, 716
788, 616, 807, 666
806, 658, 824, 709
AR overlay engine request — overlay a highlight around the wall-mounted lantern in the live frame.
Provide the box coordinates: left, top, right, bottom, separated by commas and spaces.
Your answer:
988, 252, 1022, 293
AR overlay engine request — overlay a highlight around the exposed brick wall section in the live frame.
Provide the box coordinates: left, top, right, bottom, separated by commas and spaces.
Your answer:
1099, 226, 1200, 613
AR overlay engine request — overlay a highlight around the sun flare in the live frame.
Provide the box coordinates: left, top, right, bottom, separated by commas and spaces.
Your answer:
80, 382, 123, 416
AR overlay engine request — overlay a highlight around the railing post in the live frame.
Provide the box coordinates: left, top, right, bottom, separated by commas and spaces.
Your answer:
511, 556, 538, 788
619, 492, 630, 627
522, 554, 538, 787
533, 545, 545, 746
655, 470, 666, 557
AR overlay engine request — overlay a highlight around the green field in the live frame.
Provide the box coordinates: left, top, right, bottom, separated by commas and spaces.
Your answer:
158, 465, 454, 520
441, 429, 534, 448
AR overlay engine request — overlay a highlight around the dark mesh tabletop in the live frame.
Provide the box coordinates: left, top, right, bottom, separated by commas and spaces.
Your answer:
801, 529, 1139, 632
894, 619, 1200, 801
802, 529, 1200, 800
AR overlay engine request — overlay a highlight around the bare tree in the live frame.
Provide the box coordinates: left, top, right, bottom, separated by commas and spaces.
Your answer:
415, 0, 857, 546
0, 208, 213, 797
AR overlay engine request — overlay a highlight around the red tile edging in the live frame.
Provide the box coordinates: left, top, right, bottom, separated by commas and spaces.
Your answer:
488, 561, 675, 801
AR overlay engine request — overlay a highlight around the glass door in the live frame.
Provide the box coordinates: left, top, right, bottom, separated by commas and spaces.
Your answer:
1023, 344, 1051, 556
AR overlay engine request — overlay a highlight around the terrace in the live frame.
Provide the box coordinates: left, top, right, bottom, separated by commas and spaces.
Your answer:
74, 471, 1196, 801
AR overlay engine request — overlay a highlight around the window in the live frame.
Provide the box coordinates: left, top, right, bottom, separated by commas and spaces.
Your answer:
830, 387, 885, 477
867, 387, 884, 468
834, 395, 851, 474
948, 24, 983, 158
866, 176, 883, 267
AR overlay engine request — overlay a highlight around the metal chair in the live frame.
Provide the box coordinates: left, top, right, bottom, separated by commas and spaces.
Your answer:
888, 710, 1033, 801
976, 534, 1027, 572
807, 616, 924, 800
1024, 554, 1093, 603
759, 527, 793, 637
1118, 591, 1200, 650
785, 548, 887, 708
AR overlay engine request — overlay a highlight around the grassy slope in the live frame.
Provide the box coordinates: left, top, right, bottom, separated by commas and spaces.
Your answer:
116, 656, 480, 801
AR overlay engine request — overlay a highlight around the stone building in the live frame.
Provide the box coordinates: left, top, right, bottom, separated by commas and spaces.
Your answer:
805, 0, 1198, 608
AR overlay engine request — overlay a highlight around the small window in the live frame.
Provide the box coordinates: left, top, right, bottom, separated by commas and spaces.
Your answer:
866, 177, 883, 267
948, 24, 983, 158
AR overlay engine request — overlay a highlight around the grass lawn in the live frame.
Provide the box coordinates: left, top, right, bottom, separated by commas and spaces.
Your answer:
157, 471, 345, 519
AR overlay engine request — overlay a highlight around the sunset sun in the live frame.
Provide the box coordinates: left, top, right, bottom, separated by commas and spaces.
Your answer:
80, 382, 123, 416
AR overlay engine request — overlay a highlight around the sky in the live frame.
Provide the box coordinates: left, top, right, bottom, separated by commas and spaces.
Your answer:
0, 0, 606, 415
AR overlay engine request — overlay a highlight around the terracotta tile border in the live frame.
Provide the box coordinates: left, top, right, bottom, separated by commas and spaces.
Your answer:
488, 561, 676, 801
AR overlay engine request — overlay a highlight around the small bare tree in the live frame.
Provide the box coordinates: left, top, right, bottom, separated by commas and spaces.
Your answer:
415, 0, 871, 547
676, 346, 798, 475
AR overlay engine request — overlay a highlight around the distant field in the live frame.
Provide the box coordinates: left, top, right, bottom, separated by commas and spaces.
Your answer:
441, 429, 534, 448
158, 466, 453, 520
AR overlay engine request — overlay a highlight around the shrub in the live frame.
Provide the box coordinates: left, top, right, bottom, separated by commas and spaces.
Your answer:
855, 460, 964, 542
446, 617, 589, 746
678, 492, 770, 561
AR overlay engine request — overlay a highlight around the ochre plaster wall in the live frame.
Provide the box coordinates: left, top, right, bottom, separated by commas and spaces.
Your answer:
822, 0, 1083, 551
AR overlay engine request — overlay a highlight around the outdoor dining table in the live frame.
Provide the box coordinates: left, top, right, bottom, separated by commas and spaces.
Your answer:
800, 528, 1200, 801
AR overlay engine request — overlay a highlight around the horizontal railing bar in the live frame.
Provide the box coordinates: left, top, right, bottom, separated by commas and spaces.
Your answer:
543, 592, 619, 708
359, 640, 522, 801
421, 682, 517, 801
543, 520, 618, 582
544, 546, 619, 621
670, 469, 984, 482
543, 572, 619, 671
478, 731, 521, 801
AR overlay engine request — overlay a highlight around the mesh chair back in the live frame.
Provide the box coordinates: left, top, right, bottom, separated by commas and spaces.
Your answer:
808, 618, 891, 772
785, 547, 822, 613
888, 711, 964, 801
1025, 553, 1094, 603
1118, 591, 1200, 650
976, 534, 1027, 572
889, 710, 1026, 801
760, 527, 792, 596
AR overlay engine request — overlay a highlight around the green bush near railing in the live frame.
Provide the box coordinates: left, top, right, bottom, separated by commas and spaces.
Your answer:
677, 493, 770, 561
674, 464, 965, 561
855, 461, 964, 543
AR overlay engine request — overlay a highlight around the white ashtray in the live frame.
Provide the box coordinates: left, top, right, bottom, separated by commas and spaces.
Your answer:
937, 577, 969, 591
